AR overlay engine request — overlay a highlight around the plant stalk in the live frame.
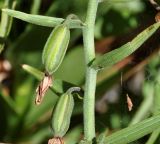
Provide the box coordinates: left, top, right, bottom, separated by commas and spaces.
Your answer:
82, 0, 98, 141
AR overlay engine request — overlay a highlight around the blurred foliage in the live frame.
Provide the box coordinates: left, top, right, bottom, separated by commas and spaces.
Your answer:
0, 0, 160, 143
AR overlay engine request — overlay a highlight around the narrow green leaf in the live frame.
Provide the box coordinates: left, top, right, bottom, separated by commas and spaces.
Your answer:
2, 9, 84, 29
91, 22, 160, 70
96, 129, 109, 143
0, 92, 19, 115
0, 0, 16, 53
99, 0, 139, 3
146, 67, 160, 144
104, 114, 160, 144
22, 126, 51, 144
30, 0, 41, 14
22, 64, 44, 80
146, 128, 160, 144
22, 64, 75, 94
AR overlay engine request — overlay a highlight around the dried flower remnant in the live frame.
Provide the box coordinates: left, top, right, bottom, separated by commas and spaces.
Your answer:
48, 137, 64, 144
35, 73, 52, 105
126, 94, 133, 111
155, 12, 160, 22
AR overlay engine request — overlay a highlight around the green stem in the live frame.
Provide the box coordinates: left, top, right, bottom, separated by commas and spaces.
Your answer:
82, 0, 98, 141
83, 68, 97, 140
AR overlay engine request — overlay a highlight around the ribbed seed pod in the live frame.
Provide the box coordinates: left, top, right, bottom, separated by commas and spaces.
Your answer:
42, 24, 70, 74
51, 87, 80, 137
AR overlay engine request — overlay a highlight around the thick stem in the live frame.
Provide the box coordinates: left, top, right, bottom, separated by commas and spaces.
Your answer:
82, 0, 98, 141
83, 68, 97, 140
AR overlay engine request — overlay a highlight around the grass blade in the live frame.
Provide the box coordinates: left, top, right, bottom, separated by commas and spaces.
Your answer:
146, 128, 160, 144
104, 114, 160, 144
0, 0, 16, 53
0, 92, 19, 115
2, 9, 84, 29
30, 0, 41, 14
99, 0, 139, 3
91, 22, 160, 70
146, 68, 160, 144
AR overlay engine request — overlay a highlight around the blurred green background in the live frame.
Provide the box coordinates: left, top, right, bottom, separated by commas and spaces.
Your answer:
0, 0, 160, 143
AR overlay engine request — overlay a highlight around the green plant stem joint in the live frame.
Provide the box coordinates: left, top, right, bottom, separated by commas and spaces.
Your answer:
82, 0, 98, 142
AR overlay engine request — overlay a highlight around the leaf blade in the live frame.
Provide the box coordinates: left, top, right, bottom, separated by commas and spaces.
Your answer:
104, 114, 160, 144
91, 22, 160, 70
2, 9, 84, 29
0, 1, 16, 53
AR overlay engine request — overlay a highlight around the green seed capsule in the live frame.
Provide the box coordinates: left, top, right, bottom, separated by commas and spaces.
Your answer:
51, 87, 80, 137
42, 24, 70, 74
51, 93, 74, 137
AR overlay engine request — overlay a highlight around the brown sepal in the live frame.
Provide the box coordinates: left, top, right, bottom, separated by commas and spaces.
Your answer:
35, 73, 52, 105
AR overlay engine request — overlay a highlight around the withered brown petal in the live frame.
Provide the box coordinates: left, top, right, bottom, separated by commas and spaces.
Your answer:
48, 137, 64, 144
127, 94, 133, 111
35, 74, 52, 105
